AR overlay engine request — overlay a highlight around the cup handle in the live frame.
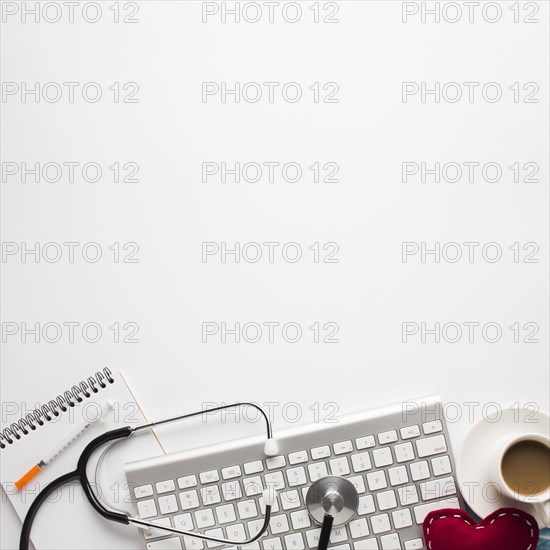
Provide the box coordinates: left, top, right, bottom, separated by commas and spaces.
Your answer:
533, 501, 550, 528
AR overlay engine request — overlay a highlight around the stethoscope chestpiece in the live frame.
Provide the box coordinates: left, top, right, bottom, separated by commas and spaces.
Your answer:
306, 476, 359, 526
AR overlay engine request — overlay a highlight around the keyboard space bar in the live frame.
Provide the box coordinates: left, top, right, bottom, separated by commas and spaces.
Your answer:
414, 497, 460, 524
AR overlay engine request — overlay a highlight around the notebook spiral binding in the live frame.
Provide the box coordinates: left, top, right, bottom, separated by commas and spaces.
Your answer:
0, 367, 114, 449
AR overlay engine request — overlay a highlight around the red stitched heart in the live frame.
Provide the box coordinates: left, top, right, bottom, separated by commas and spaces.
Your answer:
423, 507, 539, 550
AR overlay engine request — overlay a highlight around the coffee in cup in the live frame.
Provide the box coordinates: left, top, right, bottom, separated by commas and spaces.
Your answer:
501, 439, 550, 497
490, 433, 550, 527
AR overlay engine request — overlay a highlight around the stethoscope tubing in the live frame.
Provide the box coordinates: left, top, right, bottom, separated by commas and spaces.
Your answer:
19, 403, 276, 550
20, 426, 132, 550
317, 514, 334, 550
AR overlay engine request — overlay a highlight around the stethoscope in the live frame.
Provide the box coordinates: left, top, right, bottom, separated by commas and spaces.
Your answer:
20, 403, 360, 550
306, 476, 359, 550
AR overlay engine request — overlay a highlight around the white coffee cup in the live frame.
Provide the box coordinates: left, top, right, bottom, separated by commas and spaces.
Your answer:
489, 432, 550, 527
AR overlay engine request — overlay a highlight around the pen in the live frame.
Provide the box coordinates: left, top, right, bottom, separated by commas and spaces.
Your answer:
15, 400, 112, 490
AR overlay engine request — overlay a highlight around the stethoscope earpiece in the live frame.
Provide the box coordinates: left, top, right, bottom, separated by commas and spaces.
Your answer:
264, 438, 279, 457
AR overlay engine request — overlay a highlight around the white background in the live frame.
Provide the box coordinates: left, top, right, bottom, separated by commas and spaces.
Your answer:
1, 1, 549, 547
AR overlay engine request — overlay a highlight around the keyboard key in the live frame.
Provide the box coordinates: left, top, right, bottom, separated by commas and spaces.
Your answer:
226, 522, 246, 542
222, 465, 241, 479
330, 526, 348, 543
290, 509, 311, 529
331, 544, 351, 550
366, 470, 388, 491
413, 497, 460, 524
350, 517, 370, 538
195, 508, 215, 528
397, 485, 419, 506
373, 447, 393, 468
416, 435, 447, 458
270, 514, 290, 534
333, 440, 353, 454
222, 480, 243, 501
330, 456, 351, 476
243, 460, 264, 475
422, 420, 442, 434
404, 538, 424, 549
204, 528, 223, 548
265, 471, 285, 491
173, 512, 194, 530
431, 455, 452, 476
289, 450, 308, 464
285, 533, 305, 549
388, 465, 409, 486
281, 489, 301, 510
348, 475, 366, 494
264, 537, 282, 550
216, 503, 236, 524
266, 455, 286, 470
356, 435, 375, 449
156, 479, 175, 494
394, 442, 415, 463
357, 494, 376, 516
376, 490, 397, 511
287, 466, 307, 486
137, 498, 157, 519
380, 533, 400, 549
244, 476, 263, 497
147, 538, 182, 550
370, 513, 391, 534
378, 430, 398, 445
351, 452, 372, 472
306, 528, 322, 548
158, 494, 178, 515
409, 460, 430, 481
354, 538, 379, 549
419, 476, 457, 501
134, 484, 153, 498
248, 518, 266, 538
178, 475, 197, 489
183, 536, 204, 549
392, 508, 413, 529
200, 470, 219, 484
143, 517, 172, 540
237, 499, 258, 520
311, 445, 331, 460
400, 425, 420, 440
308, 461, 328, 481
201, 485, 221, 506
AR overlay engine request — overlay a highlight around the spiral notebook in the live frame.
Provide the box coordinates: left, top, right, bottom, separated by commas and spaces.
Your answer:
0, 369, 163, 550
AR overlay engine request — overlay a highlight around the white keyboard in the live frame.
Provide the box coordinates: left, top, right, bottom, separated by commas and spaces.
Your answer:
125, 396, 462, 550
